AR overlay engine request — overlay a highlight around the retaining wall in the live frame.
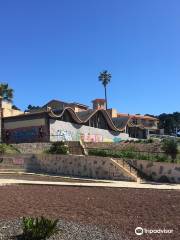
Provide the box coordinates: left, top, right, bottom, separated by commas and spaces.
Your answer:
12, 141, 162, 154
127, 159, 180, 183
12, 143, 51, 154
0, 154, 134, 181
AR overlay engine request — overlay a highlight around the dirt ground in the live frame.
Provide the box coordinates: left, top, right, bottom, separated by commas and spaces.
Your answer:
0, 185, 179, 240
0, 173, 105, 183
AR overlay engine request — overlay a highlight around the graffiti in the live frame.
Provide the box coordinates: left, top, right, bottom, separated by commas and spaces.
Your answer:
55, 130, 104, 143
13, 158, 24, 165
113, 137, 121, 143
54, 130, 121, 143
5, 126, 47, 143
103, 137, 121, 143
56, 130, 73, 141
50, 120, 128, 143
81, 134, 103, 143
103, 138, 113, 142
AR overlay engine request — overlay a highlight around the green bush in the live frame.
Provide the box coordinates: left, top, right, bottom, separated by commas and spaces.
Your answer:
162, 139, 178, 162
21, 216, 60, 240
145, 138, 154, 143
88, 148, 170, 162
47, 142, 69, 155
0, 144, 20, 154
0, 144, 6, 154
88, 149, 136, 159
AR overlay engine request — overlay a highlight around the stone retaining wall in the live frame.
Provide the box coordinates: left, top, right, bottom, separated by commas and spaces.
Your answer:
12, 141, 163, 154
0, 154, 134, 181
12, 143, 51, 154
127, 159, 180, 183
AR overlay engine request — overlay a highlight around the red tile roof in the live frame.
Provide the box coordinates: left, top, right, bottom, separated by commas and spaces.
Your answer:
92, 99, 106, 103
117, 113, 157, 120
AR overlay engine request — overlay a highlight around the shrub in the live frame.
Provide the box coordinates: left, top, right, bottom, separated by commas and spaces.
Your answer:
162, 139, 178, 162
0, 144, 20, 154
88, 149, 136, 159
21, 216, 60, 240
47, 142, 69, 155
145, 138, 154, 143
88, 148, 170, 162
0, 144, 6, 154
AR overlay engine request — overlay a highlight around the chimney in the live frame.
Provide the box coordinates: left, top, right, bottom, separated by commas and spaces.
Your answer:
107, 108, 117, 118
92, 99, 106, 110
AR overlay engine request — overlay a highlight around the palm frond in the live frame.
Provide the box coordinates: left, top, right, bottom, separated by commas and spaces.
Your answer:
98, 70, 111, 87
0, 83, 14, 102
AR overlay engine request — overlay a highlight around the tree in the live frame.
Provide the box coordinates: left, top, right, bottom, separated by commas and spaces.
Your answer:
12, 105, 20, 110
0, 83, 14, 102
162, 139, 178, 162
98, 70, 111, 110
158, 112, 180, 135
27, 105, 41, 111
0, 83, 14, 142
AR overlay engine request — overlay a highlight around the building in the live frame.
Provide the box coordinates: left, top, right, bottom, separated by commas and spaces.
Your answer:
2, 98, 158, 143
112, 113, 158, 139
1, 101, 23, 117
92, 99, 158, 139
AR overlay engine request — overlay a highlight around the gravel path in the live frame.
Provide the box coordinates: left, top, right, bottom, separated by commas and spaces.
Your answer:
0, 185, 179, 240
0, 219, 124, 240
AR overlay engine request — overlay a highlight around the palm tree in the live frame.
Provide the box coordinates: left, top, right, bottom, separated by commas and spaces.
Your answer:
0, 83, 14, 102
0, 83, 14, 142
98, 70, 111, 110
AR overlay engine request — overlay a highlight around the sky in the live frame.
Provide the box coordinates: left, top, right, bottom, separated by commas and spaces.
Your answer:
0, 0, 179, 115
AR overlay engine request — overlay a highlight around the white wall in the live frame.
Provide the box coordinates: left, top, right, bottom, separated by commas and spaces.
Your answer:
50, 119, 129, 142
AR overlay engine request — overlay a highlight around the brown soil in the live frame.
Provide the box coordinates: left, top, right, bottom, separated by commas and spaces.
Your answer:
0, 185, 179, 240
0, 173, 105, 183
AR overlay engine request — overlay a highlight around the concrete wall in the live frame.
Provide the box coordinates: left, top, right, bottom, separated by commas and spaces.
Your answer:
4, 118, 46, 129
0, 154, 134, 181
127, 159, 180, 183
2, 101, 23, 117
50, 119, 129, 143
4, 118, 49, 143
12, 143, 51, 154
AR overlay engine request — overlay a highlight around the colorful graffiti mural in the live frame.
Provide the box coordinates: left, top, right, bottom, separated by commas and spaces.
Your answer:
54, 129, 121, 143
55, 130, 103, 142
50, 120, 128, 143
56, 130, 73, 141
5, 126, 47, 143
81, 134, 103, 142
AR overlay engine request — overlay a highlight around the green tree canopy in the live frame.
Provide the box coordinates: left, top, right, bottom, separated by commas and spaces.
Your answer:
0, 83, 14, 102
158, 112, 180, 135
27, 104, 41, 110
